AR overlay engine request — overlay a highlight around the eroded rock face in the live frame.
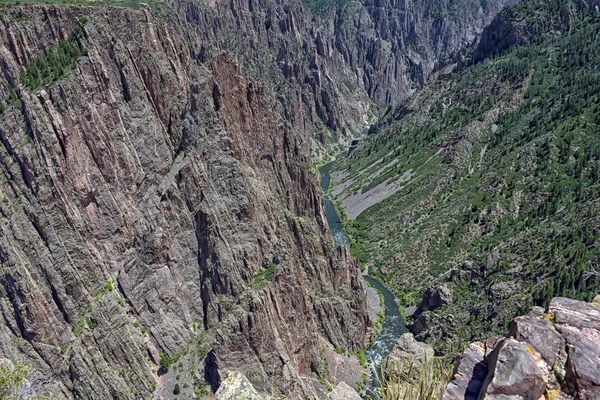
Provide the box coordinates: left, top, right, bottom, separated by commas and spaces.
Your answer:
174, 0, 518, 159
0, 7, 370, 399
443, 296, 600, 400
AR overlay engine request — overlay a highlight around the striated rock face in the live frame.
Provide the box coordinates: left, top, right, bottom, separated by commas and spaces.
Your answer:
174, 0, 519, 158
0, 6, 370, 399
443, 296, 600, 400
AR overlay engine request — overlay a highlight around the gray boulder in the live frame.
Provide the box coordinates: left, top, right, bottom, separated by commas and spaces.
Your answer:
330, 382, 362, 400
507, 312, 565, 368
482, 338, 548, 400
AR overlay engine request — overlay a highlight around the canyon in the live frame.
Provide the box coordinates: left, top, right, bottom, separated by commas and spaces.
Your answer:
0, 0, 598, 398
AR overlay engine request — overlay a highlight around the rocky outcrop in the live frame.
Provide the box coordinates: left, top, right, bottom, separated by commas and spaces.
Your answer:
443, 296, 600, 400
473, 0, 583, 62
411, 284, 453, 336
415, 285, 453, 315
0, 6, 370, 399
386, 333, 434, 374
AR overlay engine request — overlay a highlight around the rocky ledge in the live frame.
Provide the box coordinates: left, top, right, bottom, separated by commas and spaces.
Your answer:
443, 295, 600, 399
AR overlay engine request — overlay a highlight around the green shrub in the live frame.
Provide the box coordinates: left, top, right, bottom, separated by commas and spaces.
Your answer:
356, 349, 367, 368
0, 359, 28, 399
252, 263, 278, 288
159, 353, 172, 373
173, 383, 180, 395
73, 316, 85, 337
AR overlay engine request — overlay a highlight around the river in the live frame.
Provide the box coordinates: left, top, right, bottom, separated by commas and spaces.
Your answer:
319, 159, 407, 398
319, 161, 351, 246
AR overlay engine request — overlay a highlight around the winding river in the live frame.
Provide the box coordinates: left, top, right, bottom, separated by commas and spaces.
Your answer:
319, 159, 407, 398
319, 161, 351, 246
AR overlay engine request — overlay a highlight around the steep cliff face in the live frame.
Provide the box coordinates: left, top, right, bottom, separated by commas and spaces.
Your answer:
0, 7, 370, 398
172, 0, 517, 159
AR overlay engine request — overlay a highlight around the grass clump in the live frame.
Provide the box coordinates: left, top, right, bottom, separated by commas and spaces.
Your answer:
0, 359, 29, 399
252, 263, 277, 289
380, 354, 450, 400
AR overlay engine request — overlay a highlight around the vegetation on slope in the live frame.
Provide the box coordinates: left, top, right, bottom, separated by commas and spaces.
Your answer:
333, 0, 600, 354
20, 18, 87, 90
0, 359, 29, 399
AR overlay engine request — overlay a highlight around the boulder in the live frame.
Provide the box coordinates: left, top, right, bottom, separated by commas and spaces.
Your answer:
215, 371, 268, 400
482, 338, 548, 400
329, 382, 362, 400
386, 333, 435, 382
507, 312, 564, 368
489, 281, 518, 300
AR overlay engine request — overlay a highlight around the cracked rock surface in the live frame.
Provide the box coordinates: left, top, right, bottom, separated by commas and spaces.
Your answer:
443, 296, 600, 400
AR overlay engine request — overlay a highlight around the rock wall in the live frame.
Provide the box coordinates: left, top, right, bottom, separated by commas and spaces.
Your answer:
0, 7, 369, 398
443, 296, 600, 399
173, 0, 518, 159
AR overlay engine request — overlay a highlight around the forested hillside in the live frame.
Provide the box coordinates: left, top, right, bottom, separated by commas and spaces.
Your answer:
332, 0, 600, 354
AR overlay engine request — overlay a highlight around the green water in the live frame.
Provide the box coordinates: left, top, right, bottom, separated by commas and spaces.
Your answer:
319, 158, 407, 398
319, 161, 350, 246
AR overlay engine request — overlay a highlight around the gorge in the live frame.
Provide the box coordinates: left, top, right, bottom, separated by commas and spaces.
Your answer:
0, 0, 599, 398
